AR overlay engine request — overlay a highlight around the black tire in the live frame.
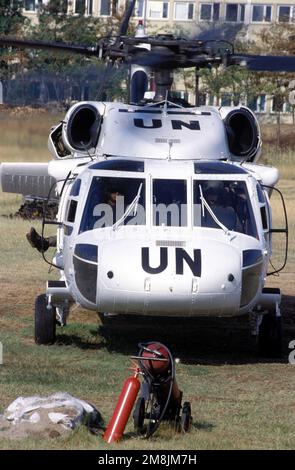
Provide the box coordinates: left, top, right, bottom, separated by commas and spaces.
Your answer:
258, 314, 282, 357
181, 401, 192, 432
35, 294, 56, 345
133, 397, 146, 434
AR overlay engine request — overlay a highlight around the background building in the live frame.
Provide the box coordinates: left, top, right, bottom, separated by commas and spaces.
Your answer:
9, 1, 295, 121
22, 1, 295, 33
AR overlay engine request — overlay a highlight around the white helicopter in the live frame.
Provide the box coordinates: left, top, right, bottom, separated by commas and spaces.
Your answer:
0, 1, 290, 356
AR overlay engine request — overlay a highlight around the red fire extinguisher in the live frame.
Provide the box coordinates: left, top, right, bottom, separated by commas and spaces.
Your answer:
103, 370, 140, 444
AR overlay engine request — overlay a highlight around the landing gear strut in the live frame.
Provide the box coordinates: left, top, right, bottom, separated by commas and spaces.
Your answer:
34, 294, 56, 345
258, 311, 282, 357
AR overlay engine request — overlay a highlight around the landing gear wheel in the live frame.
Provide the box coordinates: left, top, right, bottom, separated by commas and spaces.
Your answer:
35, 294, 56, 345
133, 397, 146, 434
258, 314, 282, 357
181, 401, 192, 432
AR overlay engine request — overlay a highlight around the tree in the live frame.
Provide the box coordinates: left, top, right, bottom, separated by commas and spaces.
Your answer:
0, 0, 25, 35
15, 1, 128, 104
250, 24, 295, 144
0, 0, 26, 79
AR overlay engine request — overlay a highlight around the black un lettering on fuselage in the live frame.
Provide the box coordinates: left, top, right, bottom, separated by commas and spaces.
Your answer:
141, 247, 202, 277
134, 119, 201, 130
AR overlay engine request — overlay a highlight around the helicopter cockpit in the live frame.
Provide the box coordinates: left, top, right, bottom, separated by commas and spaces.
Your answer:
73, 159, 259, 240
79, 176, 146, 232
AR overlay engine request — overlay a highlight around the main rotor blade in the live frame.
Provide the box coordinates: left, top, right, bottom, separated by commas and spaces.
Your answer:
230, 54, 295, 72
126, 47, 218, 69
0, 37, 99, 56
118, 0, 137, 38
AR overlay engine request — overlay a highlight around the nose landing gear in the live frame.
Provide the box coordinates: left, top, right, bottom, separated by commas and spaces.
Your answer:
258, 311, 282, 357
34, 294, 56, 345
250, 303, 282, 358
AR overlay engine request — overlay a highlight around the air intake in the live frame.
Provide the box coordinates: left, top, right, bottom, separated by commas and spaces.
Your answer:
223, 107, 261, 162
63, 103, 102, 153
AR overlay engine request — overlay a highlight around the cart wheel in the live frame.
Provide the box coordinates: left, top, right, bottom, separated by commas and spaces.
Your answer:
35, 294, 56, 345
133, 397, 145, 434
181, 401, 192, 432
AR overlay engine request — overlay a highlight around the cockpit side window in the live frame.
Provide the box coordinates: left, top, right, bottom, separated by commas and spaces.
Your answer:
256, 183, 268, 231
67, 200, 77, 223
79, 176, 146, 232
152, 179, 187, 227
256, 183, 266, 204
193, 180, 258, 238
70, 178, 81, 197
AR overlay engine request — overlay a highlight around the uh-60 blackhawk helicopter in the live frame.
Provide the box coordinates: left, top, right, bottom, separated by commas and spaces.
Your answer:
0, 1, 291, 356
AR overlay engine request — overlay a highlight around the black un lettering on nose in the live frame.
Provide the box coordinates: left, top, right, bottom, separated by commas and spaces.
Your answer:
134, 119, 200, 130
141, 247, 168, 274
134, 119, 162, 129
141, 248, 202, 276
171, 120, 200, 130
175, 248, 201, 277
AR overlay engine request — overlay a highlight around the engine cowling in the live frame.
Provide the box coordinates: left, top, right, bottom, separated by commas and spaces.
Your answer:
62, 103, 102, 153
221, 107, 261, 163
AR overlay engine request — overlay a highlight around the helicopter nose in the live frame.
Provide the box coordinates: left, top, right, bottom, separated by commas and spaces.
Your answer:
93, 238, 243, 316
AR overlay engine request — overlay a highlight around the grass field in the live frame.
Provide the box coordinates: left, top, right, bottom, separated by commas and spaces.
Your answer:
0, 109, 295, 450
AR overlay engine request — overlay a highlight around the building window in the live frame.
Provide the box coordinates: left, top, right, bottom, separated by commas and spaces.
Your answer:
172, 90, 189, 101
271, 95, 292, 113
174, 2, 194, 20
247, 95, 266, 113
272, 95, 284, 112
87, 0, 93, 15
225, 3, 245, 22
198, 92, 207, 105
219, 93, 244, 107
208, 94, 214, 106
134, 0, 145, 17
220, 92, 232, 107
148, 1, 169, 19
75, 0, 85, 14
24, 0, 43, 11
277, 5, 294, 23
100, 0, 111, 15
200, 3, 220, 21
251, 5, 272, 23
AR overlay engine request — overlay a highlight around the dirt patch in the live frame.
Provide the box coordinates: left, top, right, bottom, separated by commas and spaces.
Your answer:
0, 283, 41, 318
2, 200, 58, 221
0, 281, 97, 325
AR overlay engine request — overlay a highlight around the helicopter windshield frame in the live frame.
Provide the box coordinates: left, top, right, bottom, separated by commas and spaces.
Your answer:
193, 176, 259, 239
79, 171, 147, 233
77, 167, 259, 238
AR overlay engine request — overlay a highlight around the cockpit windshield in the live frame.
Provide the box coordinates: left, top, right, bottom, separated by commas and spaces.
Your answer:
193, 180, 258, 238
79, 175, 257, 237
79, 176, 146, 233
153, 179, 187, 227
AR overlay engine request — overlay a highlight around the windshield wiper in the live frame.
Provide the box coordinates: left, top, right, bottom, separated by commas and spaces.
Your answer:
112, 183, 143, 231
199, 185, 229, 235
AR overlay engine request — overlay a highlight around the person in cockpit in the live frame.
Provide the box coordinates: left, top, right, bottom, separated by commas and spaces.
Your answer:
26, 185, 123, 252
203, 184, 240, 231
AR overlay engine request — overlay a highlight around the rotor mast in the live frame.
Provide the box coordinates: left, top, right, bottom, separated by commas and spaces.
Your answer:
153, 69, 173, 102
